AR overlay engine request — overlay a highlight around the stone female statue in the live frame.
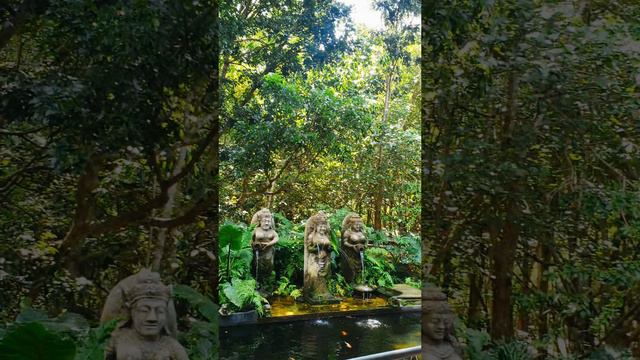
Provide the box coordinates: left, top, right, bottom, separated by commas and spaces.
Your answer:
422, 286, 463, 360
303, 211, 339, 304
250, 208, 279, 291
340, 213, 368, 283
101, 269, 188, 359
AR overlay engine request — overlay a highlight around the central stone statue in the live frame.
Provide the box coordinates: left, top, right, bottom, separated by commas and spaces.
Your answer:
250, 208, 279, 292
303, 211, 339, 304
101, 269, 189, 360
422, 286, 462, 360
340, 213, 368, 283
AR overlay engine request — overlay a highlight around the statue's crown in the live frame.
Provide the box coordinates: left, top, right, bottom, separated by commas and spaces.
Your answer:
127, 276, 171, 305
423, 286, 453, 315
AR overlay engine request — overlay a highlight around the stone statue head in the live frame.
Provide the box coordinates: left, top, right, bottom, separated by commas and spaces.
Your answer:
423, 286, 456, 343
127, 280, 171, 339
101, 269, 177, 338
251, 208, 275, 231
342, 213, 364, 233
305, 211, 329, 238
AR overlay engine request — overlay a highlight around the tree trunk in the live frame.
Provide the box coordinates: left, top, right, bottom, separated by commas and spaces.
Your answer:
491, 199, 519, 340
491, 72, 520, 340
61, 156, 102, 276
468, 269, 484, 329
152, 146, 188, 272
517, 252, 531, 332
374, 68, 395, 231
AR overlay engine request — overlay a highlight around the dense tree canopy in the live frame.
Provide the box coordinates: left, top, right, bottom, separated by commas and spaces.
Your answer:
423, 0, 640, 356
220, 0, 421, 233
1, 0, 218, 323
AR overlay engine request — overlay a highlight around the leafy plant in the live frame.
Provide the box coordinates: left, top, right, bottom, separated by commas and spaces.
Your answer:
74, 320, 119, 360
219, 223, 254, 281
363, 247, 395, 288
173, 285, 219, 360
219, 278, 266, 316
487, 341, 532, 360
274, 276, 303, 300
0, 322, 76, 360
404, 277, 421, 289
328, 273, 352, 297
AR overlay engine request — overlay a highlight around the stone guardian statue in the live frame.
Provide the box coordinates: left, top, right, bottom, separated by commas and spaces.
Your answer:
101, 269, 188, 359
422, 286, 462, 360
303, 211, 339, 304
250, 208, 279, 292
340, 213, 368, 283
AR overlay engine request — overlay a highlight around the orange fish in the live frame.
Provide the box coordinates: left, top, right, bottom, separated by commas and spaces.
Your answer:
340, 330, 348, 336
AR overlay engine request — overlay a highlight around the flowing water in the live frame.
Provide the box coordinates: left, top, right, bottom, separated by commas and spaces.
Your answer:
255, 250, 259, 281
359, 250, 365, 282
220, 312, 421, 360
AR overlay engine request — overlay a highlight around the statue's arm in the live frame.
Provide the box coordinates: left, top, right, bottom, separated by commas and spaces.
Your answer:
267, 231, 279, 247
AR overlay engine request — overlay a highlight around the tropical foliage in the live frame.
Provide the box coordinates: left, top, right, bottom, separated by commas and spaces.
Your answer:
424, 0, 640, 356
219, 0, 421, 234
0, 0, 218, 324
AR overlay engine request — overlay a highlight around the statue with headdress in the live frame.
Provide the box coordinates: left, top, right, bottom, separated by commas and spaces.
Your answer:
340, 213, 367, 283
101, 269, 188, 359
250, 208, 279, 292
303, 211, 339, 304
422, 286, 462, 360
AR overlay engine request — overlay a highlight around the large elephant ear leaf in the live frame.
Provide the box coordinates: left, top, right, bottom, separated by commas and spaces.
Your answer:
173, 284, 219, 324
219, 223, 244, 251
0, 322, 76, 360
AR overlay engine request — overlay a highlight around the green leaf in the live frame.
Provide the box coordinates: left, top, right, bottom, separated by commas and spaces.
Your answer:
219, 223, 244, 251
75, 319, 118, 360
0, 323, 76, 360
173, 285, 219, 323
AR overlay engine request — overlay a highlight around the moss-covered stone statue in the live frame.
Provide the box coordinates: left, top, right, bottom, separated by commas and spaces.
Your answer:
303, 211, 339, 304
250, 208, 279, 292
422, 286, 462, 360
340, 213, 367, 283
101, 269, 188, 359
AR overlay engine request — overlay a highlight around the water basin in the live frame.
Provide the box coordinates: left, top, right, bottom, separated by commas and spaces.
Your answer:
268, 295, 390, 318
220, 312, 421, 360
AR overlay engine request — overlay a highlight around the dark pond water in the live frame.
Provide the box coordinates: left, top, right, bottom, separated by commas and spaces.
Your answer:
220, 312, 421, 360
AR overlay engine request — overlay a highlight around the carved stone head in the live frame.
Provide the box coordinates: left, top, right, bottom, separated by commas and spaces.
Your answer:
423, 286, 456, 342
305, 211, 329, 239
101, 269, 177, 338
341, 213, 364, 234
127, 280, 171, 339
251, 208, 275, 231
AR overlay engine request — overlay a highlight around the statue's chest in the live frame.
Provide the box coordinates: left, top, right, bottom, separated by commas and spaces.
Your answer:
351, 232, 365, 242
116, 338, 175, 360
254, 229, 272, 241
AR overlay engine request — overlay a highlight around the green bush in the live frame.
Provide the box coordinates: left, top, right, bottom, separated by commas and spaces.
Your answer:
219, 278, 266, 316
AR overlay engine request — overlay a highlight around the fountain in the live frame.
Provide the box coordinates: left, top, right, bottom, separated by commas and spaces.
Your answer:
303, 211, 340, 304
340, 214, 368, 284
341, 213, 375, 300
250, 208, 279, 293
